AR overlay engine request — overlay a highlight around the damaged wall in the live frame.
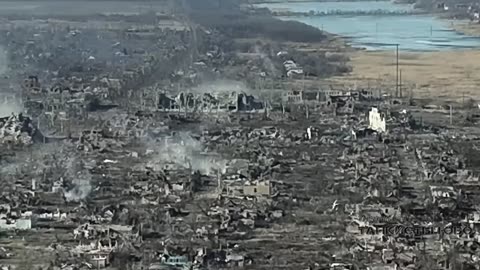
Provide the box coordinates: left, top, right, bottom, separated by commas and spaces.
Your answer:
0, 113, 36, 145
156, 80, 265, 113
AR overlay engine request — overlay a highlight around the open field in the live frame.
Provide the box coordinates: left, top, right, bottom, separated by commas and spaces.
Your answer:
328, 49, 480, 102
452, 21, 480, 37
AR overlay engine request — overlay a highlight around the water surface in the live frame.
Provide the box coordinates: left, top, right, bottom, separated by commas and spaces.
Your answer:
256, 1, 413, 13
256, 1, 480, 51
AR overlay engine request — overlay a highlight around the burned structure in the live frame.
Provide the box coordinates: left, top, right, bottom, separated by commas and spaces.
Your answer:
0, 114, 39, 145
1, 1, 480, 270
157, 91, 265, 113
282, 89, 359, 114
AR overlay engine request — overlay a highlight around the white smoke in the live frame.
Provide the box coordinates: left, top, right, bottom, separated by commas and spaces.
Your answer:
1, 143, 65, 176
64, 175, 92, 202
63, 157, 92, 202
148, 132, 226, 175
189, 80, 253, 95
0, 163, 21, 176
0, 96, 23, 117
254, 44, 277, 76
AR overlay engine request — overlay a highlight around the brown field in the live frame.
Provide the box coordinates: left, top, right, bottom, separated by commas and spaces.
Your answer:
452, 21, 480, 37
328, 49, 480, 102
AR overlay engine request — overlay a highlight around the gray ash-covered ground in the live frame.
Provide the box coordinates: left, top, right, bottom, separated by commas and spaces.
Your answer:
1, 1, 480, 270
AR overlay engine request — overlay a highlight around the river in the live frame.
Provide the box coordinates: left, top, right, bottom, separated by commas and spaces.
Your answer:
256, 1, 480, 51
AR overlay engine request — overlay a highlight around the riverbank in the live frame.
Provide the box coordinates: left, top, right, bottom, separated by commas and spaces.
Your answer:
253, 0, 480, 101
451, 21, 480, 37
269, 9, 425, 17
249, 0, 389, 3
239, 0, 480, 102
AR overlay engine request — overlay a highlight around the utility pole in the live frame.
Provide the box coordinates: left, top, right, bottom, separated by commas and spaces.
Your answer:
396, 44, 399, 98
184, 94, 188, 117
302, 72, 306, 92
399, 69, 402, 98
163, 89, 166, 113
450, 105, 453, 125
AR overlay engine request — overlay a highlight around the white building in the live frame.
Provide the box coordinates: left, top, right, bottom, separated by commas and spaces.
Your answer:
368, 108, 386, 133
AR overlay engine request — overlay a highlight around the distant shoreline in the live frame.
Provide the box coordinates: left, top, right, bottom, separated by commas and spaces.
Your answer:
0, 0, 162, 1
250, 0, 390, 3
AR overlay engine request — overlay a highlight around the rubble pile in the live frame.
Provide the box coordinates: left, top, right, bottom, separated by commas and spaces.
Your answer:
2, 3, 480, 270
0, 114, 36, 146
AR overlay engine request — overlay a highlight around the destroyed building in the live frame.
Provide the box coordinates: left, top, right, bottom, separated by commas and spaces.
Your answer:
0, 114, 41, 145
2, 2, 480, 270
157, 91, 265, 113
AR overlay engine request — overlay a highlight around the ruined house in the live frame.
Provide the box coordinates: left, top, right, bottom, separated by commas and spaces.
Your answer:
157, 91, 265, 113
283, 90, 303, 104
430, 186, 457, 201
86, 250, 112, 269
22, 75, 41, 92
0, 114, 38, 145
282, 90, 356, 113
149, 255, 192, 270
429, 186, 458, 208
353, 204, 401, 222
357, 89, 377, 100
283, 60, 304, 78
331, 95, 355, 114
223, 180, 272, 197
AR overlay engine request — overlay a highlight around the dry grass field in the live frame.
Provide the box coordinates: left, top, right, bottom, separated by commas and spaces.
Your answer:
328, 49, 480, 102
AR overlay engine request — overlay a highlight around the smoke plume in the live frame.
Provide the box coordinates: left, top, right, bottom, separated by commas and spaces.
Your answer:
254, 44, 277, 76
63, 157, 92, 202
189, 79, 253, 95
0, 95, 23, 117
64, 175, 92, 202
148, 132, 226, 175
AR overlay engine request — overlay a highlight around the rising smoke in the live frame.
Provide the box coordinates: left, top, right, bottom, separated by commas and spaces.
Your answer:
254, 44, 277, 76
189, 79, 253, 95
0, 47, 22, 117
63, 157, 92, 202
64, 175, 92, 202
0, 96, 23, 117
148, 132, 226, 175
